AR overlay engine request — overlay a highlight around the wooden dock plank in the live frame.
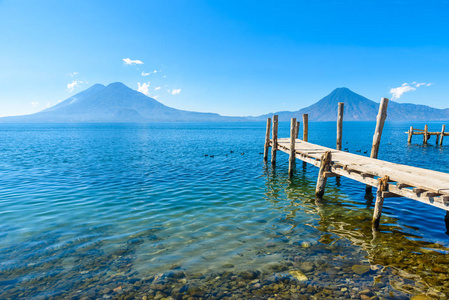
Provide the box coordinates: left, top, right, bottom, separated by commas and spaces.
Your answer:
276, 138, 449, 207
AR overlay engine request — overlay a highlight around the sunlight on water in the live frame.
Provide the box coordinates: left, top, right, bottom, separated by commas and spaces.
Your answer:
1, 122, 449, 299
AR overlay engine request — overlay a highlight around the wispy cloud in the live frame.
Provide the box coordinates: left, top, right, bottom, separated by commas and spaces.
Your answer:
31, 101, 39, 108
141, 70, 158, 76
69, 72, 79, 77
389, 82, 432, 100
123, 58, 144, 65
137, 82, 151, 96
171, 88, 181, 95
155, 86, 162, 91
415, 82, 432, 87
67, 80, 85, 92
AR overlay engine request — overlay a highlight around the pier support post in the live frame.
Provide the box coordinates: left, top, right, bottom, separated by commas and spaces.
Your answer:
263, 118, 271, 162
271, 115, 278, 165
288, 118, 296, 177
303, 114, 308, 142
440, 125, 445, 146
372, 175, 390, 229
407, 126, 413, 144
315, 151, 332, 198
303, 114, 309, 167
366, 98, 389, 195
424, 124, 428, 144
336, 102, 344, 150
296, 121, 300, 139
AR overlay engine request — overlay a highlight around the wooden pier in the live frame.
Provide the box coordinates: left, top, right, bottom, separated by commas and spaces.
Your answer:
264, 99, 449, 229
407, 124, 447, 145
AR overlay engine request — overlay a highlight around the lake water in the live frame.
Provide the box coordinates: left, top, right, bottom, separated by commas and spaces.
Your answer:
1, 122, 449, 299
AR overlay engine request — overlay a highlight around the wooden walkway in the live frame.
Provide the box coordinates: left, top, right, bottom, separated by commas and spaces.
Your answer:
263, 99, 449, 228
275, 138, 449, 211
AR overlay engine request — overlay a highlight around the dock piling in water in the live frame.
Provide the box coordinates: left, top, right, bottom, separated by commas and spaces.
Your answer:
366, 97, 389, 194
263, 118, 271, 162
441, 125, 446, 146
288, 118, 296, 177
424, 124, 429, 144
302, 114, 308, 167
295, 121, 300, 139
370, 98, 389, 159
315, 151, 331, 198
271, 115, 278, 165
373, 175, 390, 229
336, 102, 344, 151
407, 126, 413, 143
302, 114, 308, 142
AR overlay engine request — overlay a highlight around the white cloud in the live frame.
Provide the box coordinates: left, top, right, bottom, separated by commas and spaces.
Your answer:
123, 58, 144, 65
47, 102, 51, 108
389, 82, 432, 100
31, 101, 39, 107
142, 70, 158, 76
171, 88, 181, 95
69, 72, 79, 77
67, 80, 84, 92
153, 95, 160, 99
163, 75, 167, 78
137, 82, 151, 96
155, 86, 162, 91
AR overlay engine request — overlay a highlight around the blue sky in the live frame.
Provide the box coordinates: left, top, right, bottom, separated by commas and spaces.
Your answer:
1, 0, 449, 117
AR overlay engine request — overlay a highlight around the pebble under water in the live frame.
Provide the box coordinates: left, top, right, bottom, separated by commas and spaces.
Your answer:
1, 122, 449, 300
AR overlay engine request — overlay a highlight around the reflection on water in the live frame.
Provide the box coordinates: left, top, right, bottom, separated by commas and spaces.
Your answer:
0, 122, 449, 299
265, 164, 449, 298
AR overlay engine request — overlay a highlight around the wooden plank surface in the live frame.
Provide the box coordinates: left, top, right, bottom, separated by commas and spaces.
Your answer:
276, 138, 449, 199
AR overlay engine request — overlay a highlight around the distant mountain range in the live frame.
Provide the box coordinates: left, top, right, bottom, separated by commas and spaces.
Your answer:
1, 83, 448, 122
254, 87, 449, 121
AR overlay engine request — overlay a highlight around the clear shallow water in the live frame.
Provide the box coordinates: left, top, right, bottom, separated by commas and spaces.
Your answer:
1, 122, 449, 299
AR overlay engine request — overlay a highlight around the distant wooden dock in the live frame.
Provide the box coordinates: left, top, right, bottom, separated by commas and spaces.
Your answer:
264, 99, 449, 228
407, 124, 447, 145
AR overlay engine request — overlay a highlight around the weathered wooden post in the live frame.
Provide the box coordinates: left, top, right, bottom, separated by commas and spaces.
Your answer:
336, 102, 344, 150
315, 151, 332, 198
271, 115, 278, 165
288, 118, 296, 177
296, 121, 300, 139
303, 114, 308, 142
302, 114, 309, 167
407, 126, 413, 144
440, 124, 446, 146
366, 98, 389, 194
423, 124, 428, 144
372, 175, 390, 229
263, 118, 271, 162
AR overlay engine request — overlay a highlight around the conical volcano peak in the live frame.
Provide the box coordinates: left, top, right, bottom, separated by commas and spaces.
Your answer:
332, 87, 351, 92
0, 82, 241, 122
328, 87, 358, 97
106, 82, 128, 89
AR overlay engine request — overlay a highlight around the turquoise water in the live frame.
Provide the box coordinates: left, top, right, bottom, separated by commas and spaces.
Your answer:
1, 122, 449, 299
